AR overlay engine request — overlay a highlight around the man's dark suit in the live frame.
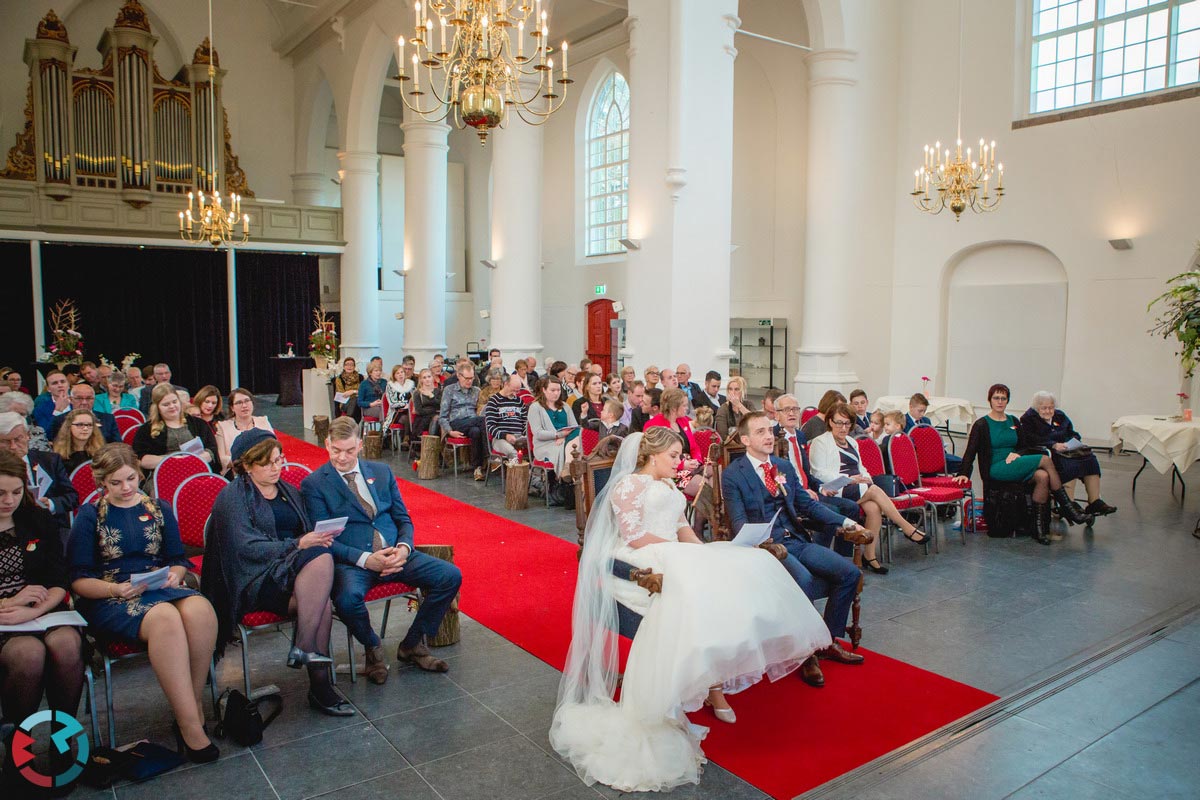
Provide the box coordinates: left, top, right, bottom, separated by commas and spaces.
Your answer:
47, 409, 121, 444
680, 381, 704, 411
301, 459, 462, 649
694, 391, 725, 416
722, 454, 860, 640
773, 424, 861, 557
25, 450, 77, 539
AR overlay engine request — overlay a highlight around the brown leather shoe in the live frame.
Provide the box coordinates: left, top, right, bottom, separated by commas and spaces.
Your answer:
818, 641, 865, 665
840, 527, 875, 546
364, 645, 390, 684
397, 641, 449, 673
799, 655, 824, 688
758, 542, 788, 561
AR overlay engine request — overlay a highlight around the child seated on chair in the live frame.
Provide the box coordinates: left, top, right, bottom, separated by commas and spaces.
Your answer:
691, 405, 714, 433
596, 399, 630, 441
904, 393, 932, 431
855, 410, 883, 441
878, 411, 905, 461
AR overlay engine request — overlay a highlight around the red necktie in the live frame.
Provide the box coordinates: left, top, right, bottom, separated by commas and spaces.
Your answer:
789, 437, 808, 489
760, 462, 779, 496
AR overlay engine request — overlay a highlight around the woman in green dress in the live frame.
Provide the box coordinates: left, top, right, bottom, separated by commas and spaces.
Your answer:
953, 383, 1093, 544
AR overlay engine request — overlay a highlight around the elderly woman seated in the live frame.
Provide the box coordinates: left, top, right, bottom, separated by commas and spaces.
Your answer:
0, 392, 51, 453
1019, 391, 1116, 517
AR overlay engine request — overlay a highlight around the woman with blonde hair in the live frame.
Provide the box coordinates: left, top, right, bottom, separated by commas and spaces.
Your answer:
133, 383, 218, 472
52, 407, 105, 472
714, 376, 757, 438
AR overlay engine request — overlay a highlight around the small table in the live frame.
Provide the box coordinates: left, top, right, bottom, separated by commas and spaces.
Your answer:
873, 395, 976, 452
271, 356, 311, 406
1111, 415, 1200, 499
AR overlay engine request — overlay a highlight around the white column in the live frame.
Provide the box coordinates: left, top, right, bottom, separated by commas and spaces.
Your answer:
487, 104, 543, 358
622, 0, 738, 375
337, 150, 381, 363
291, 172, 328, 206
792, 49, 860, 406
226, 248, 239, 388
400, 120, 450, 364
30, 241, 45, 393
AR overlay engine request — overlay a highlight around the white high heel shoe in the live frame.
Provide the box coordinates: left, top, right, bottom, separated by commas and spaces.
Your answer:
703, 697, 737, 724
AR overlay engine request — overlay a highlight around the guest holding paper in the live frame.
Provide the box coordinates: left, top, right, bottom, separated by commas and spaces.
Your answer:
215, 388, 274, 474
133, 384, 218, 472
528, 377, 579, 479
0, 411, 77, 536
203, 429, 353, 716
68, 443, 220, 763
0, 451, 86, 736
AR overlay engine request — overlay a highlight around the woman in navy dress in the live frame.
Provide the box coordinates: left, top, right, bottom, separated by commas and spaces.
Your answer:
68, 443, 219, 762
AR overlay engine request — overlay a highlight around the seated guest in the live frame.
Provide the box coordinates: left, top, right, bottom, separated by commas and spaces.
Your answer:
849, 389, 871, 432
1020, 392, 1116, 517
903, 393, 962, 471
659, 367, 679, 392
32, 370, 72, 433
477, 349, 507, 387
0, 412, 76, 536
695, 370, 725, 416
523, 356, 540, 383
357, 363, 386, 423
643, 365, 661, 392
621, 380, 644, 428
384, 364, 415, 437
801, 390, 846, 442
203, 430, 353, 716
94, 371, 138, 414
579, 357, 592, 374
954, 384, 1094, 544
410, 369, 442, 440
6, 370, 31, 395
301, 418, 463, 684
125, 366, 144, 399
484, 375, 529, 459
561, 363, 581, 399
547, 360, 568, 387
514, 358, 533, 391
79, 362, 100, 388
596, 399, 629, 440
568, 369, 590, 408
879, 410, 905, 450
692, 405, 715, 433
631, 387, 660, 434
69, 444, 218, 762
644, 388, 701, 476
47, 382, 121, 444
477, 368, 505, 414
214, 388, 274, 474
138, 363, 189, 417
0, 452, 85, 741
676, 364, 702, 412
440, 361, 488, 481
333, 358, 364, 419
52, 408, 105, 472
528, 377, 579, 478
854, 410, 883, 442
1, 392, 51, 453
723, 412, 872, 685
619, 365, 637, 394
188, 385, 224, 439
810, 403, 929, 571
97, 363, 114, 386
761, 388, 783, 423
133, 383, 218, 473
604, 373, 625, 404
715, 376, 757, 439
572, 373, 606, 429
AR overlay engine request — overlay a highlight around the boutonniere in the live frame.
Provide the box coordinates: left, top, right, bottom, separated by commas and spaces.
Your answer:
26, 540, 38, 552
138, 514, 151, 522
366, 477, 375, 485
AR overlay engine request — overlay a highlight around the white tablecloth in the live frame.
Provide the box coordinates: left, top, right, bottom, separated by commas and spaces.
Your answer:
302, 368, 334, 430
1110, 415, 1200, 474
872, 395, 976, 427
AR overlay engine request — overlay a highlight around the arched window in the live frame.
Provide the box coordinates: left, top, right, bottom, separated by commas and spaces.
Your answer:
585, 71, 630, 257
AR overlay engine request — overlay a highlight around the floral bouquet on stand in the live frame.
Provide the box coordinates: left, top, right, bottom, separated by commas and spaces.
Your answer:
309, 307, 338, 370
45, 299, 84, 366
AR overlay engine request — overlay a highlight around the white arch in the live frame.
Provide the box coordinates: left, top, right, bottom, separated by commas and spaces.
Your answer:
800, 0, 846, 50
342, 21, 395, 154
294, 64, 336, 175
573, 57, 628, 263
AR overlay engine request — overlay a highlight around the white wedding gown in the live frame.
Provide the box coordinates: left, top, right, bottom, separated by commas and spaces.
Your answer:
551, 473, 831, 792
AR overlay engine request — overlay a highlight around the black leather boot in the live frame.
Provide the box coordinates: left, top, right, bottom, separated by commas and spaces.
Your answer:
1052, 488, 1094, 526
1032, 502, 1052, 545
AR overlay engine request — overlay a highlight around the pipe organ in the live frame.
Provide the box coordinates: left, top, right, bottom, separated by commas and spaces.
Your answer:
2, 1, 253, 205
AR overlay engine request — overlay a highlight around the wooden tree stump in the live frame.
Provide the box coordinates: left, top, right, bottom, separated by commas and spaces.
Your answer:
415, 544, 460, 646
505, 462, 531, 510
312, 415, 330, 443
417, 435, 442, 480
363, 430, 383, 460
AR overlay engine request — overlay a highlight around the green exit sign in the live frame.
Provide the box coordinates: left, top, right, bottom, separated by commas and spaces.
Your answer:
758, 319, 771, 326
595, 284, 607, 295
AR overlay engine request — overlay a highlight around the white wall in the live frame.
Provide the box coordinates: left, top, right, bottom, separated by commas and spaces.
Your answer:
888, 0, 1200, 438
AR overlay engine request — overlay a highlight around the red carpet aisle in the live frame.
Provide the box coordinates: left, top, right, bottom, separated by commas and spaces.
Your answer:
276, 433, 997, 798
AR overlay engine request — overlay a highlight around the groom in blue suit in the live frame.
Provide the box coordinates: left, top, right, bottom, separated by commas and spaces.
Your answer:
302, 417, 462, 684
723, 412, 871, 686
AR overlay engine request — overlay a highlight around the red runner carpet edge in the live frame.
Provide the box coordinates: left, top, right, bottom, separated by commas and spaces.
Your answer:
276, 433, 998, 798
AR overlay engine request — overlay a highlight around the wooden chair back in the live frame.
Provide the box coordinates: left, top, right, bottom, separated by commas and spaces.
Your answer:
571, 452, 617, 549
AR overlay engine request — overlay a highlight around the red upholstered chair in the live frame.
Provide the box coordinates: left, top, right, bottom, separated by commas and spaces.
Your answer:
889, 433, 965, 548
120, 424, 139, 446
113, 408, 145, 425
172, 472, 229, 574
70, 461, 96, 507
114, 415, 140, 437
911, 424, 975, 532
236, 609, 296, 697
443, 432, 472, 476
580, 427, 600, 457
856, 436, 928, 562
527, 421, 556, 508
801, 407, 819, 425
385, 394, 409, 451
343, 580, 420, 684
692, 429, 719, 464
81, 489, 102, 506
280, 462, 312, 488
151, 453, 210, 503
360, 392, 384, 437
482, 418, 511, 488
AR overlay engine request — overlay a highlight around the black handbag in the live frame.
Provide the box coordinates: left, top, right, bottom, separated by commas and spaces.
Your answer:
214, 688, 283, 747
872, 474, 908, 497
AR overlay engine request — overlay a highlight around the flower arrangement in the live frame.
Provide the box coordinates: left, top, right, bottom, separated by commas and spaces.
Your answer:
46, 299, 83, 365
921, 375, 931, 395
120, 353, 140, 370
1178, 392, 1191, 421
1148, 262, 1200, 379
309, 307, 338, 366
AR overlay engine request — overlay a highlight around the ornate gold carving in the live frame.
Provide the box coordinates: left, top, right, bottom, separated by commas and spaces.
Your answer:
76, 51, 114, 78
114, 0, 151, 32
36, 9, 70, 43
192, 37, 220, 67
1, 85, 36, 181
223, 111, 254, 198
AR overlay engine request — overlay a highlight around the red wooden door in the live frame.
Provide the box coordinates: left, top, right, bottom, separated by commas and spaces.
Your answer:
585, 299, 617, 375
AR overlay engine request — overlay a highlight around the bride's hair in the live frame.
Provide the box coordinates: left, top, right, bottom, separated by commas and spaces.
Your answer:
636, 426, 682, 468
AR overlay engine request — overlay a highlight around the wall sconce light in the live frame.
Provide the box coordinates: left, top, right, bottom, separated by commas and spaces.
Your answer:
618, 238, 641, 251
480, 309, 491, 319
394, 312, 405, 320
480, 259, 498, 269
1108, 238, 1133, 251
612, 301, 624, 313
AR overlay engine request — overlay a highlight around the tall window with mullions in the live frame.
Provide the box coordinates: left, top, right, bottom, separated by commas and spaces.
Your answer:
585, 71, 630, 257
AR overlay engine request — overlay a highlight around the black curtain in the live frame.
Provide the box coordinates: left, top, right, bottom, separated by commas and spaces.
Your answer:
0, 241, 34, 379
235, 251, 319, 394
40, 243, 230, 389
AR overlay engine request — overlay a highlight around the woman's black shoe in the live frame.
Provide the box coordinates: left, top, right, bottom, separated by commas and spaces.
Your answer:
1051, 489, 1094, 526
308, 690, 356, 717
1032, 502, 1052, 546
863, 557, 889, 575
287, 646, 333, 669
172, 723, 219, 763
1084, 499, 1117, 516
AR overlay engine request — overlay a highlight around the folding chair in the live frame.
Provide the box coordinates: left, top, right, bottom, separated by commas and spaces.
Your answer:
151, 453, 210, 503
70, 461, 96, 506
911, 423, 976, 533
889, 433, 966, 548
342, 581, 421, 683
120, 425, 139, 446
172, 472, 229, 574
112, 408, 145, 425
114, 415, 140, 438
280, 461, 313, 488
857, 436, 928, 562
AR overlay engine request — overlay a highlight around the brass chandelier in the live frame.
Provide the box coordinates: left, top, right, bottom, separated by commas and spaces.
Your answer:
910, 0, 1005, 220
178, 0, 248, 247
394, 0, 573, 143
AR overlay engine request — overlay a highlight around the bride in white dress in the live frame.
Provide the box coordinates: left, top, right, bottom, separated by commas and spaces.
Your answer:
550, 429, 831, 792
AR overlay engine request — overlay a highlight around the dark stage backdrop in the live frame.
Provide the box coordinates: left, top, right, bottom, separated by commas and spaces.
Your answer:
234, 251, 319, 394
0, 241, 34, 380
40, 243, 230, 389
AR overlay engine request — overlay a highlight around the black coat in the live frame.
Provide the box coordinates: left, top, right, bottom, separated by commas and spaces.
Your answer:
8, 503, 71, 592
1018, 407, 1081, 448
26, 450, 77, 535
957, 414, 1038, 482
131, 415, 218, 468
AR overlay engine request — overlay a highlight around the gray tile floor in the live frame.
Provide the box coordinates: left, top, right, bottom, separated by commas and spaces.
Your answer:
50, 398, 1200, 798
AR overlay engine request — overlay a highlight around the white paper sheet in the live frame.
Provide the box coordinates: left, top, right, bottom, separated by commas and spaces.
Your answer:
1063, 437, 1086, 451
313, 516, 349, 536
333, 392, 351, 403
179, 437, 205, 455
0, 610, 88, 634
820, 475, 852, 493
34, 467, 53, 500
130, 566, 170, 591
731, 509, 780, 547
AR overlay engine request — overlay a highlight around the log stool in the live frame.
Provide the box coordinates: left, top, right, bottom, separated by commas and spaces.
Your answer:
415, 544, 460, 646
417, 434, 442, 480
312, 415, 330, 443
363, 430, 383, 460
505, 461, 531, 510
